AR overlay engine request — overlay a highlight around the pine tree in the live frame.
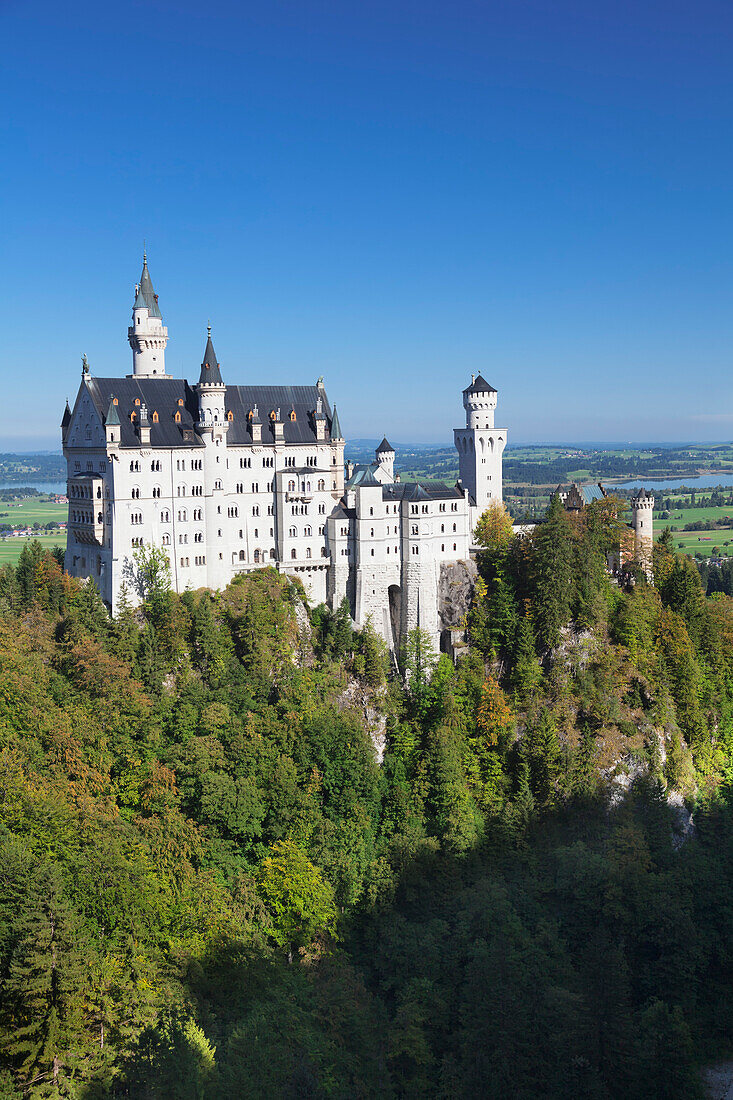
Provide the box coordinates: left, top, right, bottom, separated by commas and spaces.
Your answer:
531, 496, 573, 651
0, 865, 87, 1097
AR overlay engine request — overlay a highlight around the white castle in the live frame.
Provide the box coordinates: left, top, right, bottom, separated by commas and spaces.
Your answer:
62, 257, 506, 651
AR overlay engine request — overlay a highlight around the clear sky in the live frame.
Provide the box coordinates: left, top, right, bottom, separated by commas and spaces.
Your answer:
2, 0, 733, 449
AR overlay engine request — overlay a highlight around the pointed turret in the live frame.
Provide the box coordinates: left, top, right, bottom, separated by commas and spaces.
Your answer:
198, 324, 223, 385
137, 253, 162, 318
128, 251, 169, 377
105, 397, 120, 427
375, 436, 395, 481
61, 400, 72, 444
105, 395, 121, 446
196, 325, 227, 440
330, 405, 343, 440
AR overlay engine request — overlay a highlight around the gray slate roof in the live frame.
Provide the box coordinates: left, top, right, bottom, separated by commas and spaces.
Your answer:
83, 376, 336, 449
136, 258, 162, 319
463, 373, 496, 395
376, 436, 394, 453
381, 480, 463, 502
199, 330, 223, 385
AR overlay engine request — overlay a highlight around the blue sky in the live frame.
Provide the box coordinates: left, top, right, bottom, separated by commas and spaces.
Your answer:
2, 0, 733, 449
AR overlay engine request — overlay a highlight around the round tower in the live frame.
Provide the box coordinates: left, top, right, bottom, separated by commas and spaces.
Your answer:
463, 373, 497, 429
631, 488, 655, 576
196, 325, 228, 437
375, 437, 395, 481
454, 373, 506, 520
128, 253, 169, 377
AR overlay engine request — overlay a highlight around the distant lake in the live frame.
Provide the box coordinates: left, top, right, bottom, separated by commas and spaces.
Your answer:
607, 474, 733, 492
0, 480, 66, 495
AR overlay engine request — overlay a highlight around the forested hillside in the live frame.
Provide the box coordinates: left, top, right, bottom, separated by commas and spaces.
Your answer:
0, 502, 732, 1098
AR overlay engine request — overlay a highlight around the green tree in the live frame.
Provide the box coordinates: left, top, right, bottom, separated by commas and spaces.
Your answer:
256, 840, 337, 961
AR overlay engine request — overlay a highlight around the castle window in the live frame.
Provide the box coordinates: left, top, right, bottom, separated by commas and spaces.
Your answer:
370, 528, 374, 537
268, 505, 274, 516
240, 550, 246, 561
131, 487, 140, 499
411, 525, 418, 535
85, 427, 92, 440
369, 507, 374, 516
162, 534, 170, 546
291, 549, 297, 559
319, 525, 324, 535
194, 508, 202, 520
321, 547, 327, 557
174, 411, 181, 423
227, 411, 234, 422
161, 510, 170, 522
134, 398, 140, 406
453, 524, 457, 532
253, 506, 260, 516
304, 525, 312, 537
252, 483, 259, 493
152, 411, 159, 423
236, 482, 243, 493
215, 479, 222, 490
289, 526, 297, 537
289, 409, 296, 421
453, 543, 457, 551
319, 504, 325, 514
370, 549, 374, 556
288, 480, 295, 492
318, 479, 325, 491
306, 547, 311, 558
441, 544, 445, 552
441, 524, 444, 533
411, 505, 417, 514
178, 398, 184, 406
412, 546, 418, 555
178, 509, 187, 521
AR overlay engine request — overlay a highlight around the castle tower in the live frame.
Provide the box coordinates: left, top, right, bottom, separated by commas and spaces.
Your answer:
196, 325, 228, 436
631, 488, 655, 577
128, 253, 169, 377
375, 437, 395, 481
454, 374, 507, 522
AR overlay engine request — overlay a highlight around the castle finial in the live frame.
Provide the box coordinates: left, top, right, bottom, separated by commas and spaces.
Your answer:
143, 240, 147, 264
81, 353, 90, 375
207, 320, 211, 339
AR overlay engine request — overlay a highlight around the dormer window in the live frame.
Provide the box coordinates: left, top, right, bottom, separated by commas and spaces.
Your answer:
227, 410, 234, 422
289, 408, 296, 421
130, 411, 136, 421
113, 397, 118, 406
152, 411, 159, 423
270, 410, 276, 420
178, 398, 184, 407
134, 398, 140, 406
174, 411, 181, 423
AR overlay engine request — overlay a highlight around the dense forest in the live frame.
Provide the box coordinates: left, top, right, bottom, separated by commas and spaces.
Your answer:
0, 498, 731, 1098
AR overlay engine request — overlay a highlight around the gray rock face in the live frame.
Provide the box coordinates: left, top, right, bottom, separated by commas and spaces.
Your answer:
438, 559, 478, 633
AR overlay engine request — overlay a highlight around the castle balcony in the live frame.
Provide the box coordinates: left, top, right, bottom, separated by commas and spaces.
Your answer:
69, 514, 105, 546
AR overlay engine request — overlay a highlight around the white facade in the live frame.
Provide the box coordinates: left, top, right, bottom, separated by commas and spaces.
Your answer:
63, 260, 505, 653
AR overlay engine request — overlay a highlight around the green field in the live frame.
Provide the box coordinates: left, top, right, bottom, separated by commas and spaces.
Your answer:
0, 533, 66, 565
0, 499, 67, 525
654, 505, 733, 558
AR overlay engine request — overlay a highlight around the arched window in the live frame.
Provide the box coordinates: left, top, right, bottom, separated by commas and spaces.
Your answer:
174, 411, 181, 423
152, 410, 159, 423
306, 547, 311, 558
304, 526, 312, 537
317, 479, 325, 491
227, 410, 234, 422
289, 526, 297, 537
289, 408, 296, 421
162, 534, 170, 546
240, 550, 246, 561
291, 548, 297, 559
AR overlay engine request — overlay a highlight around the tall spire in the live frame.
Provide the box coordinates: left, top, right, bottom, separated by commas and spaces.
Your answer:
198, 325, 223, 385
136, 253, 162, 318
128, 251, 169, 377
330, 405, 343, 440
